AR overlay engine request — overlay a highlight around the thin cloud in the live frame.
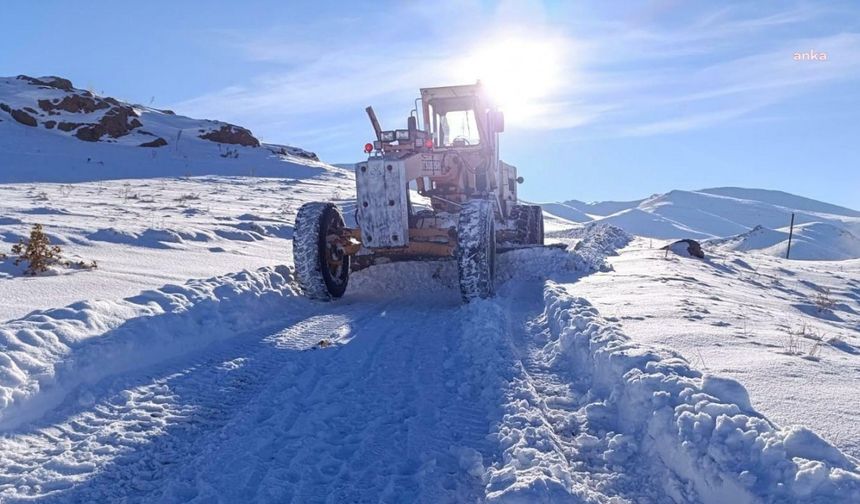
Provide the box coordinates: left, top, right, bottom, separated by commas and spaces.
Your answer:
172, 2, 860, 142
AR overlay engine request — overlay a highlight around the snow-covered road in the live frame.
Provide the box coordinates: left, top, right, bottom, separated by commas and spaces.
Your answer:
2, 227, 857, 503
0, 261, 589, 503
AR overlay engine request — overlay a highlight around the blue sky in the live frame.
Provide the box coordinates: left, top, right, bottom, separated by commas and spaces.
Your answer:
3, 0, 859, 207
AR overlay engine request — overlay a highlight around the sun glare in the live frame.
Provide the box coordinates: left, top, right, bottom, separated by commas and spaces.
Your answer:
454, 36, 562, 123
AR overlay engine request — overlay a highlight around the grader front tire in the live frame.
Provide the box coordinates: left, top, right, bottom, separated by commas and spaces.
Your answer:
456, 199, 496, 302
293, 202, 350, 300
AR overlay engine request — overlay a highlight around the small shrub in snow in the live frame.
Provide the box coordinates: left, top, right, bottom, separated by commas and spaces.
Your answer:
784, 327, 801, 355
5, 224, 97, 276
813, 287, 835, 312
783, 322, 827, 358
219, 147, 239, 159
807, 339, 823, 359
120, 183, 137, 202
10, 224, 63, 275
175, 193, 201, 205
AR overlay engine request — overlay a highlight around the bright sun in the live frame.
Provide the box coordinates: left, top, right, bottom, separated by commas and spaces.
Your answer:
454, 36, 562, 122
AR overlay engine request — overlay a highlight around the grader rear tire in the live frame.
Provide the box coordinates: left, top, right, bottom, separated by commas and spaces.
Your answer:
456, 199, 496, 302
293, 202, 350, 300
510, 204, 544, 245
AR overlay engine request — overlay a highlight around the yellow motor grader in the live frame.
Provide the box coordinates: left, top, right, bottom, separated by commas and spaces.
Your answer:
293, 82, 544, 302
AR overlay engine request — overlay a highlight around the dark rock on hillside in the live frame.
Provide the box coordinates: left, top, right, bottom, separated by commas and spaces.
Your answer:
662, 239, 705, 259
10, 108, 37, 127
139, 137, 168, 148
74, 107, 141, 141
17, 75, 74, 92
268, 145, 319, 161
38, 95, 110, 114
199, 124, 260, 147
57, 122, 79, 132
74, 126, 101, 142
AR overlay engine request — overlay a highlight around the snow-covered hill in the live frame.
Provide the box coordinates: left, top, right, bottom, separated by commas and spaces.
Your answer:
707, 222, 860, 261
0, 75, 328, 182
547, 188, 860, 260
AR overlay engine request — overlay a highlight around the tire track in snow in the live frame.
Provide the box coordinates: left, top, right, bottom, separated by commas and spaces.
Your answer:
0, 300, 384, 503
166, 297, 496, 503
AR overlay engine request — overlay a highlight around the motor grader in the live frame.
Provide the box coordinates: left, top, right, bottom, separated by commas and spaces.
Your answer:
293, 82, 544, 302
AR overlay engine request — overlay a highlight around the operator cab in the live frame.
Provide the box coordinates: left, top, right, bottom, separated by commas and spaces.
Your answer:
420, 83, 503, 150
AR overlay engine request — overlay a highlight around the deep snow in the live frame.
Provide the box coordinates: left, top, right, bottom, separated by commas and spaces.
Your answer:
0, 202, 858, 501
563, 236, 860, 461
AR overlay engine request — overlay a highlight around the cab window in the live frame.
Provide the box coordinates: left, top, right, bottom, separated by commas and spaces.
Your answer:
438, 109, 480, 146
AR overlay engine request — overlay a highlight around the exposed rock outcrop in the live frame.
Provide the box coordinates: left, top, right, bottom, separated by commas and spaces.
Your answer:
139, 137, 168, 148
10, 108, 37, 127
17, 75, 74, 92
6, 75, 145, 141
199, 124, 260, 147
662, 239, 705, 259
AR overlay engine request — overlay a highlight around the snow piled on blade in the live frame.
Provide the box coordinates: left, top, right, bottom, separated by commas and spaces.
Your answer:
536, 285, 860, 503
0, 265, 297, 429
571, 224, 633, 270
499, 223, 632, 282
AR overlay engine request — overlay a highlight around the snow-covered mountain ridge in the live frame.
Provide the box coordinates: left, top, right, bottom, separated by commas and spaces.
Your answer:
0, 75, 330, 182
545, 187, 860, 260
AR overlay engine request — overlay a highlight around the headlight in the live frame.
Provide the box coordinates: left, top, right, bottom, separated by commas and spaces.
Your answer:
380, 131, 396, 142
395, 129, 410, 141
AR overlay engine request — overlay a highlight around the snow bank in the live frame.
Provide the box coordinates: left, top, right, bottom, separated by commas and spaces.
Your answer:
541, 284, 860, 503
0, 265, 298, 429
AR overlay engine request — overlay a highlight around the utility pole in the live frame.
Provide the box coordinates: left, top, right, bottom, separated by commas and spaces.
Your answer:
786, 212, 795, 259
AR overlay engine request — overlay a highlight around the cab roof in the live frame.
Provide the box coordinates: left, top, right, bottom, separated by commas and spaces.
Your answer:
419, 82, 483, 101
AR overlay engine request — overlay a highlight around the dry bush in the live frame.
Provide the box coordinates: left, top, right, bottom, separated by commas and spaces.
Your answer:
813, 287, 835, 312
11, 224, 63, 275
7, 224, 97, 276
175, 193, 201, 205
783, 322, 826, 358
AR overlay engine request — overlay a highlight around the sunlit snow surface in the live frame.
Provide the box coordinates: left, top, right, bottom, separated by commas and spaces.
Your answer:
0, 175, 857, 502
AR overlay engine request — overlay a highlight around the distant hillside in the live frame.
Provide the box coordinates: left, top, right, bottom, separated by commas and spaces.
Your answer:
545, 187, 860, 260
0, 75, 333, 182
549, 198, 644, 218
706, 222, 860, 261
